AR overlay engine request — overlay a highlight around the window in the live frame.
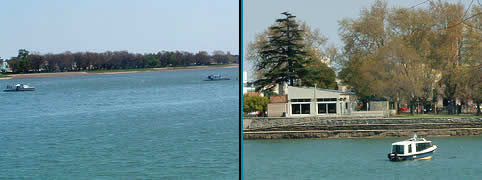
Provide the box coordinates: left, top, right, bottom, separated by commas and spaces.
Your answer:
301, 104, 310, 114
392, 145, 404, 154
317, 98, 337, 102
292, 104, 301, 114
291, 99, 311, 102
292, 104, 310, 115
328, 103, 336, 113
408, 144, 412, 153
318, 103, 327, 114
416, 143, 431, 152
317, 103, 337, 114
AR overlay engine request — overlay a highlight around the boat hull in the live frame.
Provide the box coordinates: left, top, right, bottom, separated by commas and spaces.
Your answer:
388, 150, 435, 161
3, 88, 35, 92
204, 78, 230, 81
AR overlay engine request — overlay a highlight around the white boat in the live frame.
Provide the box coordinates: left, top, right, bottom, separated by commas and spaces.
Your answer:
204, 74, 230, 81
4, 84, 35, 92
387, 134, 437, 161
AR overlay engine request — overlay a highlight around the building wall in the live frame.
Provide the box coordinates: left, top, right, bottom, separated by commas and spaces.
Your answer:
287, 86, 341, 99
243, 87, 255, 94
267, 103, 288, 117
243, 71, 248, 84
369, 101, 389, 111
286, 86, 353, 117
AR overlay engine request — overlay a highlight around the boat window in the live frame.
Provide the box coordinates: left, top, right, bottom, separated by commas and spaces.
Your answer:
392, 145, 404, 154
416, 142, 431, 152
408, 144, 412, 153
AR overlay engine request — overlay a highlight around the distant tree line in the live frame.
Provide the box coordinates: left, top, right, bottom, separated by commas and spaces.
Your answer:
6, 49, 238, 73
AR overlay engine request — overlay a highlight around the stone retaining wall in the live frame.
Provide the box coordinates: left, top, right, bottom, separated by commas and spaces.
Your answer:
243, 117, 482, 139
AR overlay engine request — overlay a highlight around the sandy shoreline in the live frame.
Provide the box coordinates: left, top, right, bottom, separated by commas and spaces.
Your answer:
0, 64, 238, 79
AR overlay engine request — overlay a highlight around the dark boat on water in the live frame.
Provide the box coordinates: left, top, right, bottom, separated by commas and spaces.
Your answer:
204, 74, 230, 81
4, 84, 35, 92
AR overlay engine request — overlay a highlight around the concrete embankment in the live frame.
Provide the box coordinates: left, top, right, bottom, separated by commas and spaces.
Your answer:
243, 117, 482, 139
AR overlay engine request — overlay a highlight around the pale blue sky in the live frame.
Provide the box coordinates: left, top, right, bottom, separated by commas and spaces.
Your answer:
243, 0, 473, 80
0, 0, 239, 59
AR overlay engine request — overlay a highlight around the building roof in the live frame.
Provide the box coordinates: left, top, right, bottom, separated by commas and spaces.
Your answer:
293, 86, 356, 95
270, 95, 287, 103
246, 92, 260, 96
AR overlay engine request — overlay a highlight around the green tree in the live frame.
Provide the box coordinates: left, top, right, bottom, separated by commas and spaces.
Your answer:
195, 51, 210, 65
243, 95, 269, 116
303, 61, 337, 89
248, 12, 338, 92
253, 12, 310, 91
18, 49, 29, 59
9, 49, 31, 73
145, 54, 160, 67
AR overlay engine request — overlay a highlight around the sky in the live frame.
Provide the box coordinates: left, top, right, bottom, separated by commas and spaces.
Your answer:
242, 0, 474, 81
0, 0, 239, 59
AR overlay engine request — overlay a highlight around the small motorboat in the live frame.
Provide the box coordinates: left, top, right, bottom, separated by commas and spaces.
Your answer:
204, 74, 230, 81
4, 84, 35, 92
387, 134, 437, 161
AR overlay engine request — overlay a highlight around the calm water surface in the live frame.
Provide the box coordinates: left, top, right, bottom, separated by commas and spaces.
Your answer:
244, 136, 482, 179
0, 68, 239, 179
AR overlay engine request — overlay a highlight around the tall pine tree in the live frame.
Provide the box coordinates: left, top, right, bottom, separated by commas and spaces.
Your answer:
254, 12, 311, 92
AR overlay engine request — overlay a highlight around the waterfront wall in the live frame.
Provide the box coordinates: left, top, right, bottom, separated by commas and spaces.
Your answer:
243, 117, 482, 139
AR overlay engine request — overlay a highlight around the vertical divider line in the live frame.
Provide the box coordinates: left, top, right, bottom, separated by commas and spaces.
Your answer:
239, 0, 243, 179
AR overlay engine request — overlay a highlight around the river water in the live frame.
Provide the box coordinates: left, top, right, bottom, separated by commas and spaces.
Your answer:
244, 136, 482, 179
0, 67, 239, 179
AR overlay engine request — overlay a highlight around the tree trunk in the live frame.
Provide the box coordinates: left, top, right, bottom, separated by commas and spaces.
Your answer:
421, 102, 424, 114
410, 103, 414, 115
396, 102, 400, 115
477, 101, 481, 116
435, 103, 438, 114
451, 100, 456, 115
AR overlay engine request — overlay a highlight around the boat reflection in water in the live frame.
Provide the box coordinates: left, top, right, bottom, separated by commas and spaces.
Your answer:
4, 84, 35, 92
388, 134, 437, 161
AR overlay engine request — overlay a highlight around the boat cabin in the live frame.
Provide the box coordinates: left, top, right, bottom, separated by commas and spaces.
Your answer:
391, 140, 433, 155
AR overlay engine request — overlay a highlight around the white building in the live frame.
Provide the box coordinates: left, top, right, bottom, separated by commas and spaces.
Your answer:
268, 86, 357, 117
243, 71, 255, 94
1, 58, 8, 72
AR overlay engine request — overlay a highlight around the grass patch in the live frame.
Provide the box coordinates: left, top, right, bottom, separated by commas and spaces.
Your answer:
392, 114, 479, 118
205, 63, 238, 67
0, 74, 10, 78
83, 64, 237, 73
167, 64, 238, 69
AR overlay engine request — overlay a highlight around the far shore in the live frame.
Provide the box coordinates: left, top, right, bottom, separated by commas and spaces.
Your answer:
0, 64, 238, 80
